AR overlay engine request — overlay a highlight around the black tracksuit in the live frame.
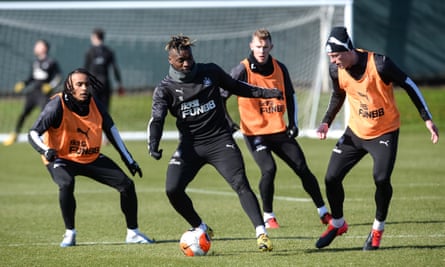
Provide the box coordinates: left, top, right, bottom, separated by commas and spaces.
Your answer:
149, 63, 279, 229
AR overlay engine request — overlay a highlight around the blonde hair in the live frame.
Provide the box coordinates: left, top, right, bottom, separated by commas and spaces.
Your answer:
252, 28, 272, 42
165, 34, 196, 52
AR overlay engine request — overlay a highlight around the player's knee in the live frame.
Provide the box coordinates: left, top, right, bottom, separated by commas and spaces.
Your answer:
261, 164, 276, 179
325, 173, 342, 187
231, 177, 252, 195
165, 183, 185, 199
165, 187, 176, 199
58, 182, 74, 193
53, 175, 75, 192
259, 174, 274, 192
293, 164, 313, 178
119, 178, 135, 194
374, 177, 392, 191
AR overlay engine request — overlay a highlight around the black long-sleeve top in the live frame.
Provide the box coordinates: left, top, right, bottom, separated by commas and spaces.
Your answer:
84, 44, 121, 86
148, 62, 280, 148
24, 56, 62, 91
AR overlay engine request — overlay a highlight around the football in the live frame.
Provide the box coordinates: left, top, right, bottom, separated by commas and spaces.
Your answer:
179, 228, 211, 256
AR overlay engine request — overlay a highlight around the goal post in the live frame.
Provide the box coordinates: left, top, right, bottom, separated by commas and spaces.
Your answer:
0, 0, 353, 140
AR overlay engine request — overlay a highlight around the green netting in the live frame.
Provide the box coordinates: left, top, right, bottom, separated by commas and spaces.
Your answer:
0, 2, 348, 138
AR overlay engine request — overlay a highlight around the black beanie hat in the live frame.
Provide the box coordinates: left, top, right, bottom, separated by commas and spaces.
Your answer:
325, 26, 354, 53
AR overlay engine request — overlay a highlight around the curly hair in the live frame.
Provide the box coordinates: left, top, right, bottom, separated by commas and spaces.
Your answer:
165, 34, 196, 52
63, 68, 103, 95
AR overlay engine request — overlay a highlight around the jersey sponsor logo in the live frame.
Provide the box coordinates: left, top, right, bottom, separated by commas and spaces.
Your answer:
358, 104, 385, 119
68, 139, 100, 155
33, 63, 49, 80
180, 99, 216, 118
259, 100, 284, 114
93, 56, 105, 65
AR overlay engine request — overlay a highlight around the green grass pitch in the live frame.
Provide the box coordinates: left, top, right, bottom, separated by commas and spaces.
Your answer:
0, 88, 444, 266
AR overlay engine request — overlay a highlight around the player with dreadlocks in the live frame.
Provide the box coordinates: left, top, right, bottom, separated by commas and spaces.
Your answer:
148, 34, 284, 252
28, 68, 153, 247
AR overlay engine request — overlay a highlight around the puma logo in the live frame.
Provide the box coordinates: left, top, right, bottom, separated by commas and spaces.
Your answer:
379, 140, 390, 147
255, 145, 267, 152
53, 162, 66, 168
226, 143, 236, 149
77, 127, 90, 139
333, 147, 342, 154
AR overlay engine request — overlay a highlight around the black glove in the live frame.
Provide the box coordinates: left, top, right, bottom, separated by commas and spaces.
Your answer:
126, 161, 143, 178
286, 126, 299, 139
261, 88, 283, 99
148, 144, 163, 160
44, 148, 57, 162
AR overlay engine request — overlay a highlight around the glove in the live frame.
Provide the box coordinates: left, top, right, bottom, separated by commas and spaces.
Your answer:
126, 161, 143, 178
117, 86, 126, 96
148, 144, 163, 160
286, 126, 299, 139
41, 83, 52, 94
14, 81, 25, 93
44, 148, 57, 162
262, 88, 283, 99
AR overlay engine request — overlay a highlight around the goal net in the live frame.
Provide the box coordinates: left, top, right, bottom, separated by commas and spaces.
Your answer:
0, 0, 352, 141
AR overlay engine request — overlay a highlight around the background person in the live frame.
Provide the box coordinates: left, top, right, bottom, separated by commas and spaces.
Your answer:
4, 39, 62, 146
315, 27, 439, 250
84, 28, 124, 112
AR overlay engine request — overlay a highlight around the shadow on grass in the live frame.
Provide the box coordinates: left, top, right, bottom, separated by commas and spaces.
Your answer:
74, 228, 445, 255
34, 235, 314, 247
305, 244, 445, 253
350, 219, 445, 227
153, 235, 314, 244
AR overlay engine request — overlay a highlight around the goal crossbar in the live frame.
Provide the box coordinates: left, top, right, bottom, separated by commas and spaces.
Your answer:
0, 1, 353, 10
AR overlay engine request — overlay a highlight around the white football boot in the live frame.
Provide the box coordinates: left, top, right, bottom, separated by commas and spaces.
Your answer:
125, 228, 155, 244
60, 229, 76, 247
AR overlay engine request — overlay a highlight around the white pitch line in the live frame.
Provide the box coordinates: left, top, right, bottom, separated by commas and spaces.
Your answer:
0, 187, 443, 201
186, 188, 312, 202
3, 241, 123, 247
344, 234, 445, 239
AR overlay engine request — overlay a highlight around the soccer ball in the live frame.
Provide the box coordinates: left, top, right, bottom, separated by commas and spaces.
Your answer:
179, 228, 211, 256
